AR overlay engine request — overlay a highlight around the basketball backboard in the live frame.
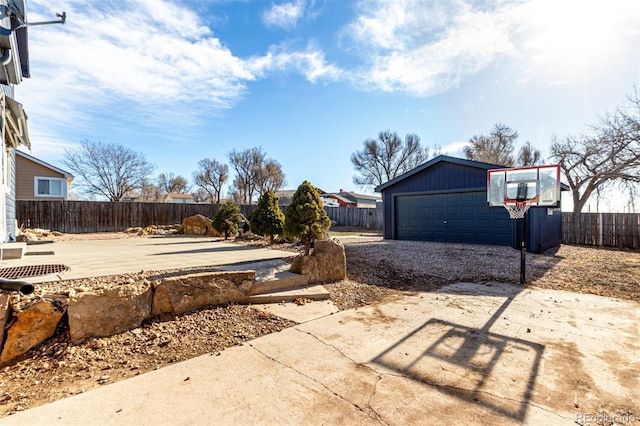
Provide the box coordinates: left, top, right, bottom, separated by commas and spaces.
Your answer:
487, 165, 561, 208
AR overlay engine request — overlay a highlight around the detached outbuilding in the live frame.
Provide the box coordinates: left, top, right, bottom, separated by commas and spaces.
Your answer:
375, 155, 565, 253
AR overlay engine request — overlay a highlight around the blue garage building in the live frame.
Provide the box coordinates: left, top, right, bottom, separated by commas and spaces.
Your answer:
375, 155, 564, 253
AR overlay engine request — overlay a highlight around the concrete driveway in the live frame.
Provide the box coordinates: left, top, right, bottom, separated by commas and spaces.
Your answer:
0, 236, 294, 283
3, 282, 638, 425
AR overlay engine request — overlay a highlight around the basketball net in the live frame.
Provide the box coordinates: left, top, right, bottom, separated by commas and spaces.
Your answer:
504, 201, 531, 219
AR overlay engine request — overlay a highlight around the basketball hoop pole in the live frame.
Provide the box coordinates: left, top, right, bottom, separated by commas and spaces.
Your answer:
503, 200, 531, 284
520, 212, 526, 284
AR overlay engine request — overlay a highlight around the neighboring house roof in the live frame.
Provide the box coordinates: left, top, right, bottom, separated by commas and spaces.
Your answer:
325, 193, 355, 204
343, 191, 381, 202
15, 150, 74, 179
165, 193, 193, 199
274, 190, 296, 198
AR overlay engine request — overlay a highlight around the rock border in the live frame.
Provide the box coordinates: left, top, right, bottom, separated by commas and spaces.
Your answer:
0, 270, 255, 364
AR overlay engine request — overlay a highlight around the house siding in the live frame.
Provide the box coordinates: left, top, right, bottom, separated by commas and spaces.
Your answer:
0, 0, 29, 242
381, 162, 488, 238
378, 156, 563, 253
15, 153, 67, 200
1, 75, 16, 240
0, 84, 15, 98
5, 149, 16, 238
355, 200, 377, 208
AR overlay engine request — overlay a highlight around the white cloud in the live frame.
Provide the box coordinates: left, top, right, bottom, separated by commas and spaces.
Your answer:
248, 42, 343, 83
341, 1, 517, 96
511, 0, 640, 81
20, 0, 256, 140
440, 141, 470, 156
340, 0, 640, 96
262, 1, 305, 29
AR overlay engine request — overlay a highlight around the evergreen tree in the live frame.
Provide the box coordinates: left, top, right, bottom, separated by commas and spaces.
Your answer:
284, 181, 331, 255
212, 200, 243, 240
251, 190, 285, 244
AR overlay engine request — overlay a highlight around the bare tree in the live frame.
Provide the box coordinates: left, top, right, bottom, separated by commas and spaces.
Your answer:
193, 158, 228, 203
255, 159, 286, 196
622, 182, 639, 213
227, 186, 243, 204
351, 130, 429, 187
229, 148, 260, 204
192, 188, 210, 203
517, 141, 542, 167
62, 139, 155, 202
463, 124, 518, 166
431, 144, 443, 158
229, 147, 285, 203
157, 173, 189, 194
550, 91, 640, 213
138, 180, 163, 201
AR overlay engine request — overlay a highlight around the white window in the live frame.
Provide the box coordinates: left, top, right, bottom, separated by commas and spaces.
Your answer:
34, 177, 65, 197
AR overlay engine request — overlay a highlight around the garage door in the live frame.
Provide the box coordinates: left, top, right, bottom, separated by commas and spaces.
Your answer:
394, 192, 511, 245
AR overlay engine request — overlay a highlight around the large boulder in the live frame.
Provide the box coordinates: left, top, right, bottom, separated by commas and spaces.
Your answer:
68, 281, 153, 342
151, 271, 254, 316
1, 298, 66, 363
0, 294, 11, 355
290, 239, 346, 283
182, 214, 220, 236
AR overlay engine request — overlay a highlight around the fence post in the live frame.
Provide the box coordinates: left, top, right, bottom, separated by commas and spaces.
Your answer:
598, 212, 603, 246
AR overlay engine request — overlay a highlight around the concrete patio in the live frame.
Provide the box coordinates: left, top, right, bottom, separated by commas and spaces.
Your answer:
0, 236, 295, 284
3, 281, 638, 425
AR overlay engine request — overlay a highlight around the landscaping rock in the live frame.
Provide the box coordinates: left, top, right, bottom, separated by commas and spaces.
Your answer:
1, 298, 66, 363
290, 238, 346, 283
182, 214, 219, 236
15, 232, 37, 242
68, 281, 153, 342
0, 294, 10, 353
151, 272, 254, 316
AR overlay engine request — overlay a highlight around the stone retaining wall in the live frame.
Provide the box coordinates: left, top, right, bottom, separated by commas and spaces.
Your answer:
0, 238, 347, 364
0, 270, 255, 364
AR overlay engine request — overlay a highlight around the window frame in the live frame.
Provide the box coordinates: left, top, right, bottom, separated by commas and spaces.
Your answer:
34, 176, 66, 198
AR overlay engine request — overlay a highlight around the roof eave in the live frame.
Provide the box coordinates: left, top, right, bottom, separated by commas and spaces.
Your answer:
375, 155, 507, 192
15, 149, 73, 178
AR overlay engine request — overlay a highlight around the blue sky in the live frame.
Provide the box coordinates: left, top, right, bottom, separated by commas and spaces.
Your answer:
17, 0, 640, 209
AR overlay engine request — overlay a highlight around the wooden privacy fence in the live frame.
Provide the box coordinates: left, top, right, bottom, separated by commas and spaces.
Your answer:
20, 202, 637, 249
16, 201, 384, 234
324, 205, 383, 229
562, 212, 640, 249
16, 201, 256, 234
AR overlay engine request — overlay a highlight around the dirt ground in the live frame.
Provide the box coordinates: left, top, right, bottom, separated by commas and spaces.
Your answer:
0, 231, 638, 417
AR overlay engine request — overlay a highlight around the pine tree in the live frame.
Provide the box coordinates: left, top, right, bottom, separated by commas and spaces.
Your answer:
212, 200, 243, 240
251, 190, 285, 244
284, 181, 331, 255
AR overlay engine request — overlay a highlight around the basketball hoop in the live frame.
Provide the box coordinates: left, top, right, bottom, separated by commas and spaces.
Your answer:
504, 201, 531, 219
487, 165, 561, 285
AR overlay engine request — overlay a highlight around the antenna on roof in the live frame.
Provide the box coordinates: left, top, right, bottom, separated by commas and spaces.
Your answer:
0, 1, 65, 30
17, 11, 66, 28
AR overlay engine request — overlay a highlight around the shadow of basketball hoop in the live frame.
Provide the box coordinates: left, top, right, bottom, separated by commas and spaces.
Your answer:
372, 295, 544, 421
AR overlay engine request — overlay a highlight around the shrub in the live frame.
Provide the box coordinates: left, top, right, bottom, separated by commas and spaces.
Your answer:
284, 181, 331, 255
212, 201, 243, 240
251, 190, 285, 244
